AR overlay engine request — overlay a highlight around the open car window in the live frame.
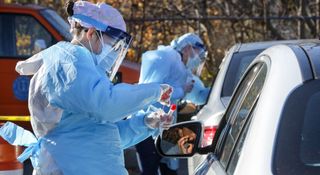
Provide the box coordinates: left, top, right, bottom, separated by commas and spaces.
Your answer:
222, 49, 264, 97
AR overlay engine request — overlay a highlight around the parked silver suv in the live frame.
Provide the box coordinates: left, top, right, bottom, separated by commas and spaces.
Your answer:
157, 39, 320, 175
189, 40, 309, 174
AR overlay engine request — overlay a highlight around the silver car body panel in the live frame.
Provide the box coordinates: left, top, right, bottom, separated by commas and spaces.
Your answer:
233, 44, 310, 174
190, 40, 318, 175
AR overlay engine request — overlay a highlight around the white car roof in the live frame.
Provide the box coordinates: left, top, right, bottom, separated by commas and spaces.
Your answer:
236, 39, 318, 52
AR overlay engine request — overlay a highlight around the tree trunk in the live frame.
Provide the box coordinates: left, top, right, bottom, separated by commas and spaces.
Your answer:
263, 0, 268, 39
317, 0, 320, 37
298, 0, 306, 39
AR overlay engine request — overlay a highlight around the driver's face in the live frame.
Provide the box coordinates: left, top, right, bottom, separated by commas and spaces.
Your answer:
181, 127, 196, 140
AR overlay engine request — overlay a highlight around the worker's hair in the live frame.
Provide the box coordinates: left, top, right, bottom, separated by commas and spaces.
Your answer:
65, 0, 74, 16
65, 0, 84, 36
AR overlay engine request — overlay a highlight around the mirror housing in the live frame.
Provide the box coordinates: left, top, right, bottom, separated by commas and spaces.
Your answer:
155, 121, 203, 157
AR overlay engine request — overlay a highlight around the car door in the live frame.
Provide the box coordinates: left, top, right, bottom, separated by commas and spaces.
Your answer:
196, 60, 268, 175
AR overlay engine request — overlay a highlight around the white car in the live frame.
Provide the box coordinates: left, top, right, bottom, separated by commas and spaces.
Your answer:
157, 39, 320, 175
189, 40, 314, 174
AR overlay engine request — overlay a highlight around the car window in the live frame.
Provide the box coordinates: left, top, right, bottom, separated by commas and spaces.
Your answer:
222, 49, 264, 97
227, 114, 253, 174
212, 63, 263, 152
300, 93, 320, 165
219, 62, 267, 170
0, 14, 16, 57
0, 13, 56, 57
273, 80, 320, 175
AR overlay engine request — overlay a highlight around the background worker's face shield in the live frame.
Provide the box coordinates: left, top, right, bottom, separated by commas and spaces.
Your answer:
97, 26, 132, 80
195, 61, 205, 77
193, 42, 208, 62
194, 44, 208, 76
186, 42, 207, 73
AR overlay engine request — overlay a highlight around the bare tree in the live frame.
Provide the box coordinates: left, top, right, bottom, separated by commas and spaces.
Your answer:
5, 0, 320, 84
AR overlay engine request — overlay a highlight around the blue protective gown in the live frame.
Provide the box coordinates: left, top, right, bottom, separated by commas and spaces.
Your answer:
138, 46, 210, 172
184, 74, 210, 105
0, 41, 161, 175
138, 45, 190, 171
139, 46, 210, 112
139, 45, 189, 103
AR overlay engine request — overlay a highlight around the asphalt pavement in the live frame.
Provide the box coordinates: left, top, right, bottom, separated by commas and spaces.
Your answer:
23, 147, 188, 175
125, 147, 189, 175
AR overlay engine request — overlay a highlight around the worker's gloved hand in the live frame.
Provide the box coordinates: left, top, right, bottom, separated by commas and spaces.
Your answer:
183, 80, 194, 94
144, 110, 174, 129
159, 84, 173, 106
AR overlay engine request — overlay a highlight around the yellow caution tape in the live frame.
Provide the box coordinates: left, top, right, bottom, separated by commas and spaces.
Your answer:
0, 116, 30, 122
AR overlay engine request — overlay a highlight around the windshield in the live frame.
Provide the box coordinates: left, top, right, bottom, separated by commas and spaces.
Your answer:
40, 9, 72, 41
222, 49, 264, 97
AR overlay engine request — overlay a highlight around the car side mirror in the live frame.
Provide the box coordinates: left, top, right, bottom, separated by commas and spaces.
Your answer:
155, 121, 203, 157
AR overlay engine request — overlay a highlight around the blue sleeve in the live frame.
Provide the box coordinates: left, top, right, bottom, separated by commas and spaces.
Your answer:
171, 86, 184, 100
184, 75, 210, 105
116, 111, 156, 149
44, 49, 161, 123
139, 51, 184, 100
139, 51, 170, 84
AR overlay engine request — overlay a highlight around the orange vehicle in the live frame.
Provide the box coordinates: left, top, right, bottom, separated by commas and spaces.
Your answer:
0, 4, 140, 174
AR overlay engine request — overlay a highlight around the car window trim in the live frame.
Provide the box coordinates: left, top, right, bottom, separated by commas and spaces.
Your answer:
219, 64, 265, 166
229, 63, 266, 127
213, 62, 260, 153
215, 71, 258, 156
216, 62, 267, 168
214, 62, 264, 156
224, 62, 263, 126
288, 45, 313, 81
226, 97, 259, 174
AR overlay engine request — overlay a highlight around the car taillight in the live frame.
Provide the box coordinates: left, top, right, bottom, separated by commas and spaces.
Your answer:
201, 126, 218, 147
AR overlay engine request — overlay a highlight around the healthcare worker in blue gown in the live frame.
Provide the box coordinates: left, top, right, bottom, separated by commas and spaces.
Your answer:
136, 33, 208, 175
184, 73, 210, 106
0, 1, 174, 175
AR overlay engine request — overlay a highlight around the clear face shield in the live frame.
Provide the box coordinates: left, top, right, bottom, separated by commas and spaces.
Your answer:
195, 47, 208, 76
96, 26, 132, 81
186, 42, 208, 75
